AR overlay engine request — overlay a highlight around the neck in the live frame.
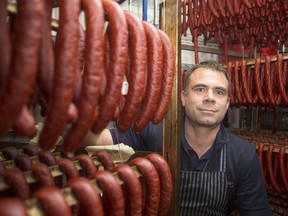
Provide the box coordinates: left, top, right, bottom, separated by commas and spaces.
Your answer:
184, 119, 220, 158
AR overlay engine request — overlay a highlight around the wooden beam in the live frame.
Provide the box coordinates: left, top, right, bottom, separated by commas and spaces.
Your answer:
159, 0, 181, 214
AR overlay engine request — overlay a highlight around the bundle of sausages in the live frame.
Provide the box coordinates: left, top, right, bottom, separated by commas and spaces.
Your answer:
182, 0, 288, 63
226, 54, 288, 108
0, 0, 175, 152
231, 129, 288, 194
0, 150, 173, 216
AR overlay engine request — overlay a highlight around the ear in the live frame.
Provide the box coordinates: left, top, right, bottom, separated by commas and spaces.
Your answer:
181, 90, 186, 107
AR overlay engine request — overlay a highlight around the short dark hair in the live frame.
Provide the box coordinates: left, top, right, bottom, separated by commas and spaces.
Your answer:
183, 61, 230, 97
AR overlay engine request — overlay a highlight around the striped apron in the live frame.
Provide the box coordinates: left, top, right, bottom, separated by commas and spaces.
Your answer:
180, 145, 228, 216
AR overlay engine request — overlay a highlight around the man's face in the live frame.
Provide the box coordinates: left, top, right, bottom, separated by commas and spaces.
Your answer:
181, 68, 230, 128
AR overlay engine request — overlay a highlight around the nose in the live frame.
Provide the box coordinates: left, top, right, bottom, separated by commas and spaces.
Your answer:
204, 89, 215, 102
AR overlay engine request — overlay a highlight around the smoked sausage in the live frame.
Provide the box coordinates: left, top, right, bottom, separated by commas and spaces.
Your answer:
93, 170, 125, 216
67, 177, 104, 216
152, 29, 175, 124
133, 22, 163, 132
38, 0, 80, 150
145, 153, 173, 216
34, 187, 72, 216
92, 150, 116, 172
91, 0, 128, 134
76, 154, 97, 179
0, 0, 44, 137
63, 0, 105, 152
14, 154, 33, 171
57, 158, 80, 182
31, 162, 55, 187
116, 164, 143, 216
129, 157, 160, 216
0, 198, 28, 216
38, 151, 57, 166
117, 11, 147, 132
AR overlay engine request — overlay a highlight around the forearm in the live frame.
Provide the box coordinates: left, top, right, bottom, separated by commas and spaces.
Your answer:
81, 129, 114, 147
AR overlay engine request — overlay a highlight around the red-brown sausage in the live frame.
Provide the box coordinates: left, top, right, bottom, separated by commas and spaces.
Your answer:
264, 56, 274, 105
14, 154, 33, 171
38, 0, 80, 150
0, 0, 44, 137
257, 143, 269, 190
63, 0, 105, 152
116, 11, 147, 132
31, 162, 55, 187
57, 158, 80, 182
129, 157, 161, 216
22, 144, 39, 157
276, 54, 288, 105
116, 164, 143, 216
76, 154, 97, 179
279, 146, 288, 192
3, 168, 30, 200
145, 153, 173, 216
34, 187, 72, 216
133, 22, 163, 132
92, 151, 116, 172
152, 29, 175, 124
91, 0, 128, 134
37, 0, 55, 102
266, 145, 281, 193
240, 59, 253, 104
67, 177, 104, 216
254, 58, 266, 105
38, 151, 57, 166
227, 61, 235, 105
0, 198, 28, 216
93, 170, 125, 216
234, 61, 242, 105
0, 0, 11, 96
2, 146, 19, 160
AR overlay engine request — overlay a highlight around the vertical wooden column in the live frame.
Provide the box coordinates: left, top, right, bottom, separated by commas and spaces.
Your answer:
159, 0, 181, 214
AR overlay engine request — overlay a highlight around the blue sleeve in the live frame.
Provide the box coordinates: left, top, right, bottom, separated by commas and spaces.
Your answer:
236, 152, 271, 216
109, 122, 163, 152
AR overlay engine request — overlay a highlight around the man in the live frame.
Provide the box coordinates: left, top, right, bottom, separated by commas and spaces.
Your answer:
84, 61, 271, 215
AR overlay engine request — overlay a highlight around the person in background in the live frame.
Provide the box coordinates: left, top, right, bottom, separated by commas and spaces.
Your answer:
83, 61, 271, 215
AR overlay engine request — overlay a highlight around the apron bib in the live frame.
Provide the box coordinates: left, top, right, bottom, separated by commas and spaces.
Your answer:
180, 145, 228, 216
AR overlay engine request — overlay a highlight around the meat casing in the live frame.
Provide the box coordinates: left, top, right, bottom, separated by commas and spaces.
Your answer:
130, 157, 161, 216
67, 177, 104, 216
76, 154, 97, 179
93, 170, 125, 216
91, 0, 128, 134
133, 22, 163, 132
34, 187, 72, 216
152, 29, 175, 124
93, 150, 116, 172
116, 164, 143, 216
145, 153, 173, 216
63, 0, 105, 152
31, 162, 55, 187
117, 11, 147, 132
57, 158, 80, 181
38, 0, 80, 150
0, 198, 28, 216
0, 0, 44, 137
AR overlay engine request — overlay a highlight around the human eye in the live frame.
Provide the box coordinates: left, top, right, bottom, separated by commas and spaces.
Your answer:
214, 88, 227, 96
194, 87, 206, 93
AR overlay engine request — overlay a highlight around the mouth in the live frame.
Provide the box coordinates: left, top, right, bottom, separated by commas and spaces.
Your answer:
199, 108, 216, 113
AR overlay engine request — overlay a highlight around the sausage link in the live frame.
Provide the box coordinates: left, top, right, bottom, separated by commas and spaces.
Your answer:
93, 170, 125, 216
234, 61, 242, 105
76, 154, 97, 179
4, 168, 30, 200
145, 153, 173, 216
63, 0, 105, 152
0, 198, 28, 216
14, 154, 33, 171
2, 146, 19, 160
117, 11, 147, 132
266, 145, 281, 193
0, 0, 11, 96
0, 0, 44, 137
31, 162, 55, 187
38, 0, 80, 150
129, 157, 160, 216
227, 61, 235, 105
254, 58, 266, 105
22, 145, 39, 157
34, 187, 72, 216
133, 22, 163, 132
91, 0, 128, 134
264, 56, 275, 105
93, 150, 116, 172
276, 54, 288, 105
37, 0, 55, 102
279, 147, 288, 192
208, 0, 220, 18
240, 59, 252, 104
116, 164, 143, 216
57, 158, 79, 182
152, 29, 175, 124
67, 177, 104, 216
257, 143, 269, 190
38, 151, 57, 166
